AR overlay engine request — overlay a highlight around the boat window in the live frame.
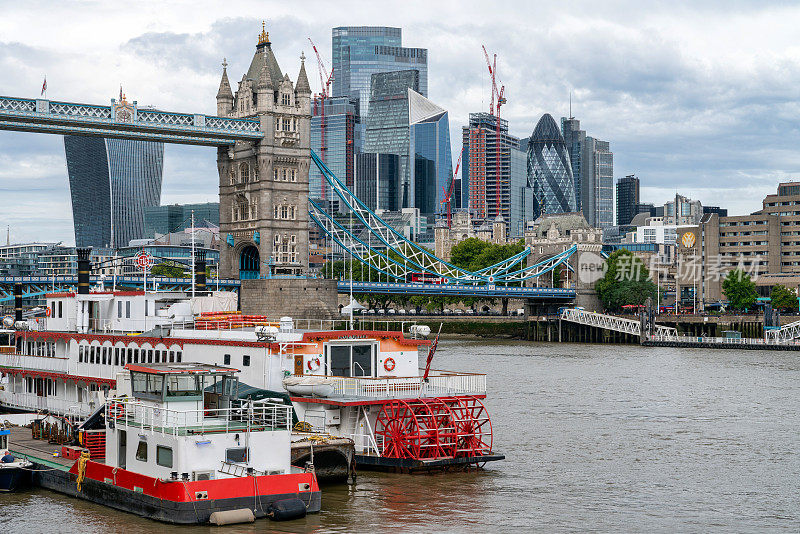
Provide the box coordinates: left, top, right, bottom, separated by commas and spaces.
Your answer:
176, 351, 182, 362
58, 301, 63, 318
225, 447, 249, 463
117, 301, 122, 318
169, 351, 174, 363
125, 301, 131, 319
329, 346, 350, 377
114, 348, 119, 366
352, 345, 372, 377
127, 348, 133, 364
147, 350, 153, 364
102, 347, 107, 365
242, 355, 250, 367
78, 345, 84, 363
327, 343, 375, 377
156, 445, 173, 468
136, 440, 147, 462
224, 354, 231, 365
165, 375, 201, 398
131, 372, 147, 395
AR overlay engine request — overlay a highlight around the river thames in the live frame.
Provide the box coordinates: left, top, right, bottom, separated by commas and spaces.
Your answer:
1, 339, 799, 532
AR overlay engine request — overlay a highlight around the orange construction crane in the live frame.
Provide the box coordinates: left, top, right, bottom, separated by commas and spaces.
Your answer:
482, 45, 506, 219
309, 37, 334, 200
440, 149, 463, 228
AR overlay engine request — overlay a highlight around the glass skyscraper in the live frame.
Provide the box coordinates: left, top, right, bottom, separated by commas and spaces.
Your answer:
356, 153, 399, 212
527, 113, 577, 220
332, 26, 428, 121
64, 136, 164, 248
310, 95, 360, 212
364, 70, 419, 208
408, 89, 452, 218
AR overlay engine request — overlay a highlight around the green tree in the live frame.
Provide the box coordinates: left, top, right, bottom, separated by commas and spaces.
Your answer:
595, 249, 657, 311
770, 284, 798, 311
151, 262, 186, 278
722, 269, 758, 310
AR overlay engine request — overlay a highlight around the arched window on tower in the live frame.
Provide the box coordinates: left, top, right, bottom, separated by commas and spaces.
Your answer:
239, 163, 250, 183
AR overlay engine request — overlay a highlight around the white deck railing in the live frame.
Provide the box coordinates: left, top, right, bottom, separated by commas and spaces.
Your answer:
0, 390, 95, 417
107, 397, 292, 436
318, 370, 487, 400
0, 353, 71, 374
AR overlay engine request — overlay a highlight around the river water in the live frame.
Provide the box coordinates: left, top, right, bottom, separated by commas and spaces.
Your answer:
2, 340, 799, 533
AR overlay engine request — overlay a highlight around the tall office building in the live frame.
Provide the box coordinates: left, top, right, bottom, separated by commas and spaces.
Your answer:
583, 137, 614, 228
64, 135, 164, 248
356, 153, 399, 212
144, 202, 219, 238
408, 89, 452, 218
616, 174, 640, 226
332, 26, 428, 120
363, 70, 418, 209
560, 116, 585, 211
463, 113, 531, 232
560, 116, 614, 228
527, 114, 577, 220
310, 95, 360, 212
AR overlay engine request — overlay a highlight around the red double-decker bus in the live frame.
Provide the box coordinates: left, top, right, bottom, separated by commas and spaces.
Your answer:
406, 272, 445, 284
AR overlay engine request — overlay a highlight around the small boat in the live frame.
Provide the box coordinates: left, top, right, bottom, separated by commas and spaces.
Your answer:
0, 427, 32, 492
283, 376, 336, 398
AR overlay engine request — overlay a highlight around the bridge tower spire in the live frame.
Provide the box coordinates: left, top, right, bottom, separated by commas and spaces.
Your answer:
217, 22, 311, 280
216, 58, 233, 116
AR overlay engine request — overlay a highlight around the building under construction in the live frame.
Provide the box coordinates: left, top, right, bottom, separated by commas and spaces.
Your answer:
462, 113, 531, 236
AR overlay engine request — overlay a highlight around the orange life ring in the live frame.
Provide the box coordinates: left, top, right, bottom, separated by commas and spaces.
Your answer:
307, 357, 321, 372
45, 307, 51, 317
383, 357, 396, 372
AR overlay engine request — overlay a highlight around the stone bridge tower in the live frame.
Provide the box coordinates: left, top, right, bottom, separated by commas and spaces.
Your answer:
216, 23, 312, 279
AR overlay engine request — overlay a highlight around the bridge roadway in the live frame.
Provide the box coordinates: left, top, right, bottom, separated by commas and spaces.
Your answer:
0, 275, 241, 302
337, 281, 576, 299
0, 96, 264, 146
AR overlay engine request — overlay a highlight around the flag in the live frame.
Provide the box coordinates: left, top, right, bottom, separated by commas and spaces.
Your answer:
40, 77, 47, 96
422, 323, 443, 382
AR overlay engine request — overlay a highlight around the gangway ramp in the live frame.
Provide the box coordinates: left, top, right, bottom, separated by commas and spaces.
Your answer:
559, 308, 678, 340
764, 319, 800, 342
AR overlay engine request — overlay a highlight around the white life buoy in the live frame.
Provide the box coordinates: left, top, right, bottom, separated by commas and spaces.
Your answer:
383, 357, 396, 372
306, 357, 321, 372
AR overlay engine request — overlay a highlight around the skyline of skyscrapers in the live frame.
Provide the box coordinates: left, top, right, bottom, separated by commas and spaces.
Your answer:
63, 135, 163, 249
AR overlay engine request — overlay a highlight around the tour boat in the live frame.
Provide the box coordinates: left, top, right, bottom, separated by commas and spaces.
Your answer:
0, 289, 502, 474
4, 362, 320, 524
0, 427, 32, 491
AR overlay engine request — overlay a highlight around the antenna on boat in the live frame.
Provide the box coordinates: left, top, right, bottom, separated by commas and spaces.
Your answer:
422, 323, 443, 382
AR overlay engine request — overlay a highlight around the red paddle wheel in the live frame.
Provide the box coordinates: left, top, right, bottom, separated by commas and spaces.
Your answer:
375, 396, 493, 460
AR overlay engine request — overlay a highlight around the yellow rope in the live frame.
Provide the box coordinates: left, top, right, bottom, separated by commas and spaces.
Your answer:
76, 450, 90, 492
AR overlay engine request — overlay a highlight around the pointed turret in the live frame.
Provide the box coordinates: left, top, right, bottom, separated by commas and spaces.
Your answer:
257, 53, 273, 92
295, 52, 311, 95
216, 58, 234, 116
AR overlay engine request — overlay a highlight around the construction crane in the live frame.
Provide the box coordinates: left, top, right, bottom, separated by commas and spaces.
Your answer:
440, 149, 463, 228
482, 45, 506, 219
308, 37, 334, 200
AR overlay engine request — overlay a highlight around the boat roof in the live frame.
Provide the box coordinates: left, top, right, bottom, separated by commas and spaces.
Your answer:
125, 362, 238, 375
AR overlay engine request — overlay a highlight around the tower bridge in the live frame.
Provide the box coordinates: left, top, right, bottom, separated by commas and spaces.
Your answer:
0, 23, 587, 316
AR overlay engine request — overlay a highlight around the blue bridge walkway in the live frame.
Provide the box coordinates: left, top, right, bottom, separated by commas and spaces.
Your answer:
337, 281, 576, 300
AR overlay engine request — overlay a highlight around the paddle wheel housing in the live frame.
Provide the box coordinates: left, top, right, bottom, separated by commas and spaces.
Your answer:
374, 396, 493, 460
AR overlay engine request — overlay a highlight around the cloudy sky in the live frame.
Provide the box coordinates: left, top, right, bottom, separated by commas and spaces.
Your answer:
1, 0, 799, 245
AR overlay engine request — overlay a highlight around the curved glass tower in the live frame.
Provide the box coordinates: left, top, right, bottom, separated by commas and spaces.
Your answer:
64, 136, 163, 248
527, 113, 577, 219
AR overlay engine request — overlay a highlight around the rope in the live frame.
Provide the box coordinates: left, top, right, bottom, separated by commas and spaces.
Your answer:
180, 480, 201, 524
75, 450, 90, 492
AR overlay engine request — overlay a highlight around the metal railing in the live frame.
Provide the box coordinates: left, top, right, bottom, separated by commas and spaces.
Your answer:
648, 334, 796, 346
310, 370, 487, 400
0, 390, 95, 417
107, 397, 292, 436
0, 353, 70, 373
560, 308, 679, 340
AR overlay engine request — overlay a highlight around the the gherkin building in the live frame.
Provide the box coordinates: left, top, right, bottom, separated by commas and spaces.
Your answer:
527, 113, 577, 219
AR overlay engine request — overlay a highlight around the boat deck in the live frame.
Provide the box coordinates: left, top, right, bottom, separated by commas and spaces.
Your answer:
7, 426, 80, 470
